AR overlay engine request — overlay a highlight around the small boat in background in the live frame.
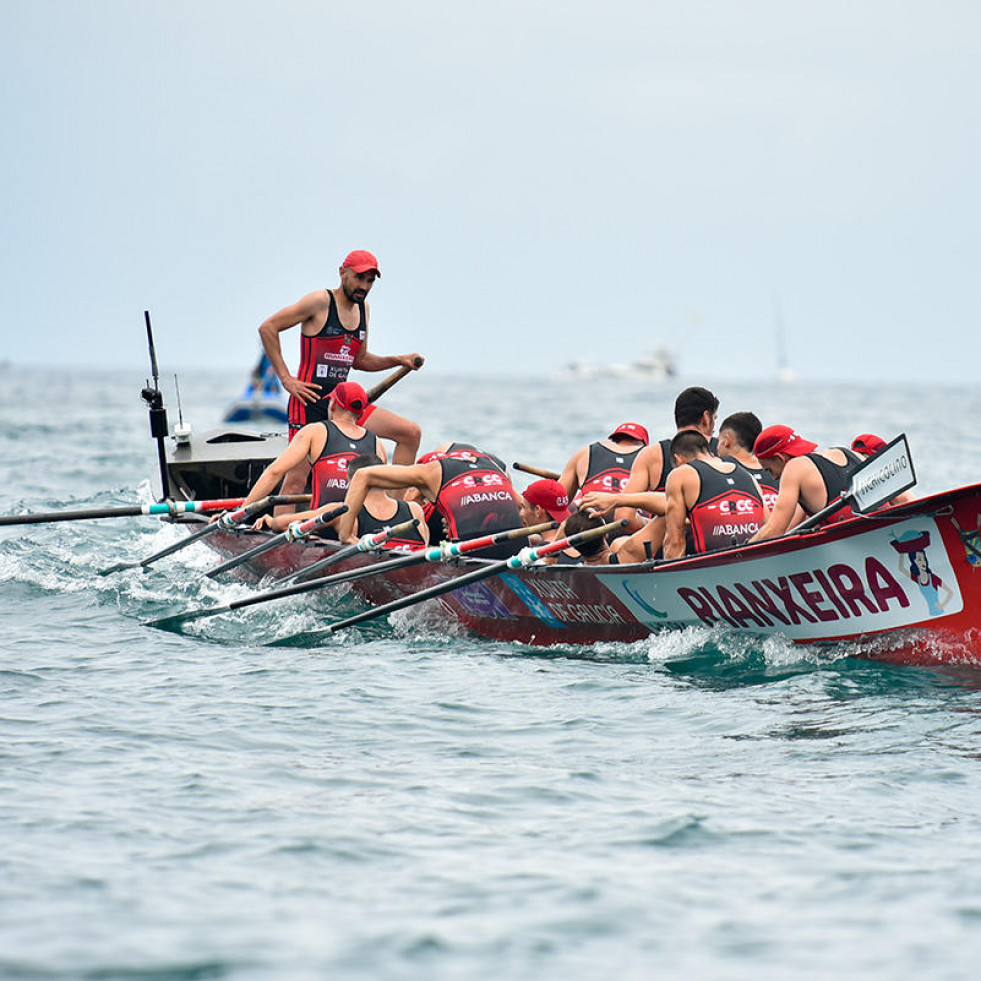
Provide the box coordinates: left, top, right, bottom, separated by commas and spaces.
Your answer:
222, 353, 289, 425
557, 346, 677, 382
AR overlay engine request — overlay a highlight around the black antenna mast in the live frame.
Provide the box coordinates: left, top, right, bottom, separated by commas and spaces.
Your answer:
141, 310, 172, 501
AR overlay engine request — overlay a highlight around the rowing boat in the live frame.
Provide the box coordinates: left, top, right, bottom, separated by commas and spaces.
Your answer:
191, 479, 981, 667
128, 328, 981, 666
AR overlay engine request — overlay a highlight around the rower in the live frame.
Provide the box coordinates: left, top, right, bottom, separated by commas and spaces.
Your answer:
557, 422, 649, 507
410, 442, 511, 543
661, 431, 767, 559
257, 249, 424, 508
553, 510, 617, 565
239, 382, 385, 537
615, 386, 719, 528
748, 425, 864, 542
518, 479, 572, 544
716, 411, 778, 511
338, 445, 525, 559
341, 455, 428, 550
851, 433, 915, 506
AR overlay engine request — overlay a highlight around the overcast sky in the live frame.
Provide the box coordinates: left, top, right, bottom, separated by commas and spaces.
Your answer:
2, 1, 979, 383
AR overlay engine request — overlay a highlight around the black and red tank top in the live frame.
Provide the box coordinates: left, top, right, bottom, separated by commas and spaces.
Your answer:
310, 421, 380, 510
356, 500, 427, 550
686, 459, 766, 553
655, 436, 719, 491
803, 448, 863, 523
581, 441, 644, 495
443, 442, 508, 475
433, 456, 523, 558
289, 290, 367, 430
722, 457, 779, 512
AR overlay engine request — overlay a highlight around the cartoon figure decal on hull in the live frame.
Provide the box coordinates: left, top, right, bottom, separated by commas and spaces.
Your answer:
889, 530, 953, 617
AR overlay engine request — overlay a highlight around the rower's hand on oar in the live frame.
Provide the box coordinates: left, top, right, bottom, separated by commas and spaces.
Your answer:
398, 353, 424, 369
579, 492, 618, 516
253, 513, 282, 532
281, 375, 322, 404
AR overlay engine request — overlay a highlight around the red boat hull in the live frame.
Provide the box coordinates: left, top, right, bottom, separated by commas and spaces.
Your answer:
199, 483, 981, 667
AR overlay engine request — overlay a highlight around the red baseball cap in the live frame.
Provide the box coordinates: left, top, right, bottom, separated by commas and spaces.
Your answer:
608, 422, 650, 445
754, 424, 818, 460
341, 250, 381, 276
416, 450, 446, 465
523, 479, 572, 522
852, 433, 886, 456
329, 381, 368, 414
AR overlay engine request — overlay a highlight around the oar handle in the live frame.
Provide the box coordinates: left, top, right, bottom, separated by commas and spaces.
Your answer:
219, 492, 312, 527
270, 517, 421, 586
512, 462, 561, 480
284, 504, 350, 542
366, 357, 423, 403
522, 519, 625, 561
358, 517, 420, 549
435, 520, 556, 559
208, 504, 348, 578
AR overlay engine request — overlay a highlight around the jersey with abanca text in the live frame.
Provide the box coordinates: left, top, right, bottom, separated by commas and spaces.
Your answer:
686, 460, 766, 553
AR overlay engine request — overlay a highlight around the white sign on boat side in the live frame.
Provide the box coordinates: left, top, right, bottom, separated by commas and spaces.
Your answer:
850, 434, 916, 514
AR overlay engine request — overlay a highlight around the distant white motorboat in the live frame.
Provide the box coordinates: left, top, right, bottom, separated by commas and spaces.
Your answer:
557, 346, 677, 382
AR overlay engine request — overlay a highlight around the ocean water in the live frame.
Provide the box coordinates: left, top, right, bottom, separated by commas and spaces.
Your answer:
3, 365, 981, 980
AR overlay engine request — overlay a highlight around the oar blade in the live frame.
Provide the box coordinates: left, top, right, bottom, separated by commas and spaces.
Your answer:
98, 559, 142, 577
145, 605, 230, 631
97, 520, 220, 576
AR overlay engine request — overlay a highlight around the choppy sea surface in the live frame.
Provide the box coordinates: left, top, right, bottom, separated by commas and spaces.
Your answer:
4, 365, 981, 981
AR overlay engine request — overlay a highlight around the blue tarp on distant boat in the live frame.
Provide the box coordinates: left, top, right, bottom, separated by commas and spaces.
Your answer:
222, 353, 289, 425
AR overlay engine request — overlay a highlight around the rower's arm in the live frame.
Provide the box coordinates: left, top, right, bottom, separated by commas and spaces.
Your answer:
240, 428, 316, 509
581, 491, 666, 516
338, 462, 439, 541
611, 517, 666, 563
661, 470, 690, 560
558, 447, 586, 498
352, 318, 425, 374
258, 291, 328, 403
408, 500, 430, 547
615, 445, 662, 522
749, 464, 805, 542
255, 502, 342, 533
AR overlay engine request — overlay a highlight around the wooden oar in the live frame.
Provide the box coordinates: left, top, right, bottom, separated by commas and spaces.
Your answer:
365, 356, 423, 403
324, 519, 626, 635
512, 462, 561, 480
146, 521, 555, 631
204, 504, 348, 580
97, 494, 311, 576
271, 516, 422, 585
0, 497, 248, 527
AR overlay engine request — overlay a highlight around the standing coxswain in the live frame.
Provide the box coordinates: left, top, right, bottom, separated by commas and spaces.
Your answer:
258, 249, 424, 507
